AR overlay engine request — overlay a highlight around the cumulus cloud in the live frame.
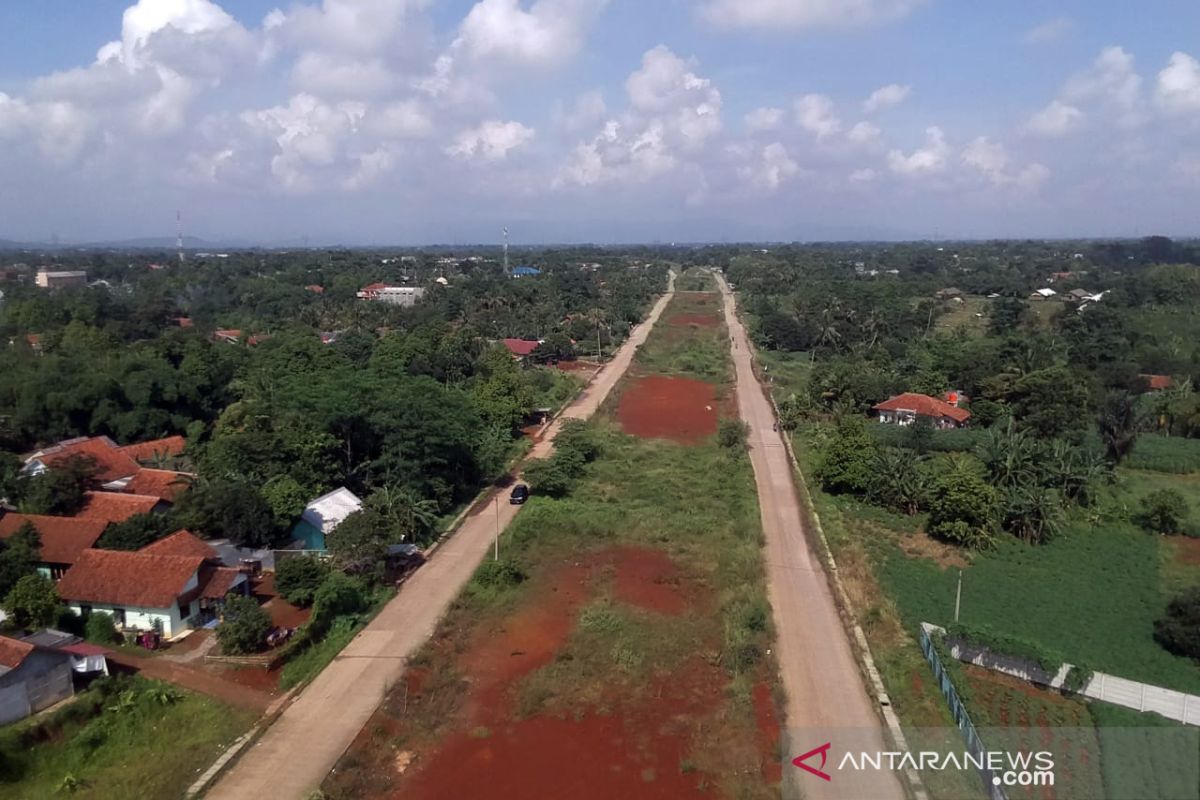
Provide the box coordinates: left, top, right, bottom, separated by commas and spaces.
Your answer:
794, 94, 841, 139
558, 45, 722, 187
1156, 52, 1200, 115
446, 119, 535, 161
700, 0, 925, 31
738, 142, 800, 191
962, 136, 1048, 190
887, 126, 948, 176
454, 0, 608, 68
744, 106, 784, 133
1023, 100, 1084, 137
1023, 17, 1073, 45
1062, 45, 1144, 126
554, 90, 607, 133
862, 83, 911, 113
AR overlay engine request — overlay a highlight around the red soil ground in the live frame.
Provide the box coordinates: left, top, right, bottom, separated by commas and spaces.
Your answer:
556, 359, 601, 373
378, 546, 727, 800
753, 683, 782, 784
617, 375, 721, 444
265, 596, 311, 629
1170, 536, 1200, 566
668, 313, 720, 327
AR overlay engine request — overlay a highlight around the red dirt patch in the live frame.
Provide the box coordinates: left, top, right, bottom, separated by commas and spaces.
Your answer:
753, 682, 782, 783
362, 547, 726, 800
617, 375, 720, 444
668, 313, 720, 328
608, 545, 686, 615
397, 656, 725, 800
1170, 536, 1200, 566
556, 359, 600, 373
265, 597, 311, 629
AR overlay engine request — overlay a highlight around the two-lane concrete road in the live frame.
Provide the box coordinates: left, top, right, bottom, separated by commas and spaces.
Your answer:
718, 274, 905, 800
206, 271, 675, 800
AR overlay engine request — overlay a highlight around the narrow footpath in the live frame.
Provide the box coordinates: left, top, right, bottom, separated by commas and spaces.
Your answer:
204, 271, 676, 800
718, 274, 906, 800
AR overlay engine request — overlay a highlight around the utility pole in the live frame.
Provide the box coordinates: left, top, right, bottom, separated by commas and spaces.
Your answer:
503, 227, 509, 277
494, 495, 500, 561
596, 320, 602, 364
954, 570, 963, 623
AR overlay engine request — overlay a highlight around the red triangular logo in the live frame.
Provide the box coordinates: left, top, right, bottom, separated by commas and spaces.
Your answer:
792, 742, 832, 781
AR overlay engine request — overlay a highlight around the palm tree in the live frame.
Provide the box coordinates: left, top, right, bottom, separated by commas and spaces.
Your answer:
368, 485, 439, 544
869, 449, 929, 516
1002, 485, 1062, 545
974, 418, 1042, 489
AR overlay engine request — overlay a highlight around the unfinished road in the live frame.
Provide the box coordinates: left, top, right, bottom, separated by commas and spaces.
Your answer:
205, 271, 675, 800
718, 274, 906, 800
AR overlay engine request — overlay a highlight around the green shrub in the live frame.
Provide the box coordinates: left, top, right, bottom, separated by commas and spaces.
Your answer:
816, 417, 877, 494
309, 573, 369, 635
1138, 489, 1190, 535
1154, 587, 1200, 660
717, 419, 750, 451
946, 622, 1063, 674
927, 470, 999, 549
216, 594, 272, 655
274, 556, 330, 607
3, 573, 60, 630
84, 612, 121, 645
471, 559, 526, 591
523, 457, 577, 497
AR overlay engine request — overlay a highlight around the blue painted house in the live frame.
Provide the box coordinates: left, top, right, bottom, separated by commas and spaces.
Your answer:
511, 266, 541, 278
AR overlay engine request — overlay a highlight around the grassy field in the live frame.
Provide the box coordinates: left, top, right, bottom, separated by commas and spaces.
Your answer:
634, 291, 730, 383
933, 296, 989, 336
1126, 434, 1200, 474
325, 286, 781, 799
0, 677, 253, 800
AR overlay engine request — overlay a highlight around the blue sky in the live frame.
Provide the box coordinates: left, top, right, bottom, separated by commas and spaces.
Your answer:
2, 1, 1200, 244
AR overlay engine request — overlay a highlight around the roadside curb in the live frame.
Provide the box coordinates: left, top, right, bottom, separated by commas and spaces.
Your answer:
186, 686, 301, 799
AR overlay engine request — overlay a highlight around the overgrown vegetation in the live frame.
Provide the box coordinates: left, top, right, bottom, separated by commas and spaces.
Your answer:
0, 676, 253, 800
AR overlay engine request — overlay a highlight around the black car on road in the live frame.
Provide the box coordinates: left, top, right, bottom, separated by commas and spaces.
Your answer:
509, 484, 530, 505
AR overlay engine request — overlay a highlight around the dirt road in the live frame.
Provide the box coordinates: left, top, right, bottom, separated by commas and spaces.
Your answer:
204, 271, 675, 800
718, 275, 906, 800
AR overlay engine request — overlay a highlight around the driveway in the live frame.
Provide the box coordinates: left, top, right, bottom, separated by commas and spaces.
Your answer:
204, 271, 676, 799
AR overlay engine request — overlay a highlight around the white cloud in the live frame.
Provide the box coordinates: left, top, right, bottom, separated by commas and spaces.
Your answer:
1023, 17, 1073, 45
554, 90, 607, 133
962, 136, 1049, 190
744, 106, 784, 133
1156, 52, 1200, 115
700, 0, 925, 31
794, 93, 841, 139
446, 119, 534, 161
558, 46, 722, 187
887, 125, 948, 176
454, 0, 607, 68
862, 83, 911, 113
1023, 99, 1084, 137
1063, 45, 1144, 126
847, 120, 882, 147
738, 142, 800, 191
849, 167, 877, 182
240, 93, 368, 192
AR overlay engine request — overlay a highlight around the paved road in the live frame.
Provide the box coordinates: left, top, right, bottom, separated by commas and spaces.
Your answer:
718, 275, 905, 800
205, 272, 675, 800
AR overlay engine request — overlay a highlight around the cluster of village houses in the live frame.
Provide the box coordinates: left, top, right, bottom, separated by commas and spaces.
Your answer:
0, 434, 371, 725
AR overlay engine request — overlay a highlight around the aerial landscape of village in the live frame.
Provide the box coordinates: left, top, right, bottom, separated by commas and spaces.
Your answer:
2, 2, 1200, 799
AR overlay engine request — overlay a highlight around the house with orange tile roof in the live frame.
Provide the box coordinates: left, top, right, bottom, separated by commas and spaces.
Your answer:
57, 547, 248, 637
23, 436, 141, 488
74, 491, 168, 524
0, 513, 108, 579
872, 392, 972, 429
121, 468, 192, 502
117, 435, 186, 465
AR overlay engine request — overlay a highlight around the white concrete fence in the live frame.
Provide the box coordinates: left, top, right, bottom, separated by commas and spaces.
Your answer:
923, 623, 1200, 726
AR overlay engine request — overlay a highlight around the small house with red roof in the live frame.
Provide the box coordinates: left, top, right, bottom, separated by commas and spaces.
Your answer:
872, 392, 972, 429
501, 338, 541, 360
0, 513, 108, 579
1139, 374, 1174, 392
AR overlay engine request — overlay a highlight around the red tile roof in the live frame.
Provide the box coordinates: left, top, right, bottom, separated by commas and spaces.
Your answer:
75, 492, 162, 525
502, 338, 540, 357
139, 530, 217, 559
873, 393, 972, 423
56, 550, 205, 608
118, 436, 186, 464
305, 284, 325, 294
200, 567, 244, 600
1140, 374, 1173, 391
0, 513, 107, 565
122, 469, 192, 502
0, 635, 34, 670
32, 437, 140, 483
214, 329, 242, 342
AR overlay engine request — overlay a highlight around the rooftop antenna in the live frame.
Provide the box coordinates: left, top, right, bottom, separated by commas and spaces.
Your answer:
503, 226, 510, 276
176, 211, 185, 264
